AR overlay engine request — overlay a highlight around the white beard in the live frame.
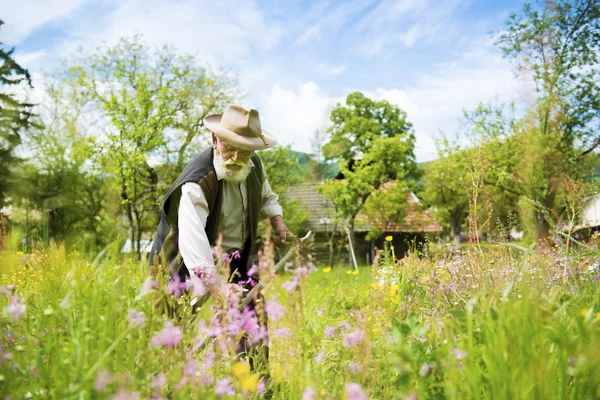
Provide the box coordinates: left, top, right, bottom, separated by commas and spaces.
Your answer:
213, 150, 251, 182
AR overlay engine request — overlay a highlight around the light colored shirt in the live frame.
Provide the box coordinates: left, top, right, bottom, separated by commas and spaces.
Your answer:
178, 158, 282, 273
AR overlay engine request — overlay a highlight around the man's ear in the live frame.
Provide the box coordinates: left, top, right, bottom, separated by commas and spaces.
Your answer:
212, 133, 218, 149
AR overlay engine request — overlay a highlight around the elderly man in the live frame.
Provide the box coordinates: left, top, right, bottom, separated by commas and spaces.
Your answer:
150, 104, 289, 368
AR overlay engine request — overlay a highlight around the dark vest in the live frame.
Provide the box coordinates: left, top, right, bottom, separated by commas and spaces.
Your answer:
150, 147, 264, 281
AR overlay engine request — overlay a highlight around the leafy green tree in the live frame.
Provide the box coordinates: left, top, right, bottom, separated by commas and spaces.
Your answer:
67, 36, 182, 259
496, 0, 600, 239
0, 19, 38, 210
420, 142, 471, 244
363, 180, 409, 241
320, 93, 416, 245
258, 145, 308, 237
13, 79, 118, 251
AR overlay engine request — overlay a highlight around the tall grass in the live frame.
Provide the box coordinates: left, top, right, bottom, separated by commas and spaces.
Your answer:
1, 231, 599, 398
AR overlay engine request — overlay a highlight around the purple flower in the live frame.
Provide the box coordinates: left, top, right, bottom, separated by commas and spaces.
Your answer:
349, 362, 362, 374
343, 328, 365, 348
183, 359, 199, 377
186, 274, 207, 298
232, 250, 241, 259
282, 279, 299, 294
94, 369, 112, 392
324, 325, 337, 338
257, 378, 266, 395
151, 320, 183, 348
5, 295, 26, 320
139, 278, 158, 296
127, 309, 146, 327
0, 285, 13, 296
110, 389, 140, 400
215, 377, 235, 396
346, 383, 368, 400
167, 275, 187, 298
247, 264, 258, 277
451, 348, 468, 360
314, 348, 326, 364
270, 327, 292, 338
151, 373, 167, 391
265, 300, 285, 322
303, 386, 316, 400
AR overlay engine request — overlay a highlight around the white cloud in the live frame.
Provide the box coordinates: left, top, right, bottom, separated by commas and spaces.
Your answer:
13, 50, 48, 68
316, 63, 347, 76
1, 0, 89, 44
56, 0, 284, 69
367, 39, 535, 161
260, 82, 341, 153
355, 0, 467, 56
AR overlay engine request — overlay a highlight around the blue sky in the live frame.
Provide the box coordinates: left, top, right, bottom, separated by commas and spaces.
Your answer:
2, 0, 534, 161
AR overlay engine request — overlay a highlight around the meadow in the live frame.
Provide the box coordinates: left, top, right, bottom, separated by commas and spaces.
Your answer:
1, 234, 600, 399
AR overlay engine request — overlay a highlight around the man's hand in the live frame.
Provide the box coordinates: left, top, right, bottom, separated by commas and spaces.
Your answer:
271, 215, 293, 247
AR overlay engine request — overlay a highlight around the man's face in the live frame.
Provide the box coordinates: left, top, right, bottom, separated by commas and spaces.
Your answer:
212, 134, 255, 173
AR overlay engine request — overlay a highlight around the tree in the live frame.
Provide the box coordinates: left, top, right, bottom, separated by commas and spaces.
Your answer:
309, 128, 328, 181
320, 92, 416, 248
0, 19, 38, 210
258, 145, 308, 237
362, 180, 409, 241
420, 143, 470, 244
496, 0, 600, 239
13, 78, 118, 251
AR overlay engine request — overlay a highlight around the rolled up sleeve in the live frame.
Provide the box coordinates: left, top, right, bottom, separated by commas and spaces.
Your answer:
178, 182, 216, 273
260, 172, 283, 219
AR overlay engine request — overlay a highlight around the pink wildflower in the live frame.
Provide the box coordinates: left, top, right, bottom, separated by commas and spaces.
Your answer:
343, 328, 365, 348
166, 275, 187, 298
186, 273, 207, 298
151, 320, 183, 348
232, 250, 241, 259
324, 325, 337, 338
303, 386, 316, 400
265, 300, 285, 322
110, 389, 140, 400
270, 327, 292, 338
151, 373, 167, 391
314, 348, 326, 364
247, 264, 258, 277
94, 369, 112, 392
127, 309, 146, 327
139, 278, 158, 296
215, 377, 235, 396
5, 295, 26, 320
346, 382, 368, 400
451, 348, 468, 360
349, 362, 362, 374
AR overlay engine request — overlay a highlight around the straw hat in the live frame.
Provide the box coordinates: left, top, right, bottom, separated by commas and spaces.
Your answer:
203, 104, 277, 150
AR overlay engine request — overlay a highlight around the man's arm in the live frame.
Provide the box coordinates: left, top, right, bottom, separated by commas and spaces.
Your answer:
259, 169, 290, 245
178, 182, 230, 305
178, 182, 216, 273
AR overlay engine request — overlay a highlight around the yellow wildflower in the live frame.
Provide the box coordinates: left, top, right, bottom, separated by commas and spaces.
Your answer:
232, 361, 251, 377
596, 313, 600, 322
240, 374, 259, 392
346, 270, 352, 275
385, 236, 393, 242
352, 270, 359, 275
372, 327, 379, 333
322, 267, 332, 273
421, 275, 430, 282
390, 284, 398, 297
580, 308, 590, 317
370, 282, 378, 289
438, 270, 447, 275
16, 251, 23, 257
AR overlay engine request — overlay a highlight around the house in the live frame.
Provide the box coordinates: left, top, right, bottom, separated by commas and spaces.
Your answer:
286, 181, 442, 266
